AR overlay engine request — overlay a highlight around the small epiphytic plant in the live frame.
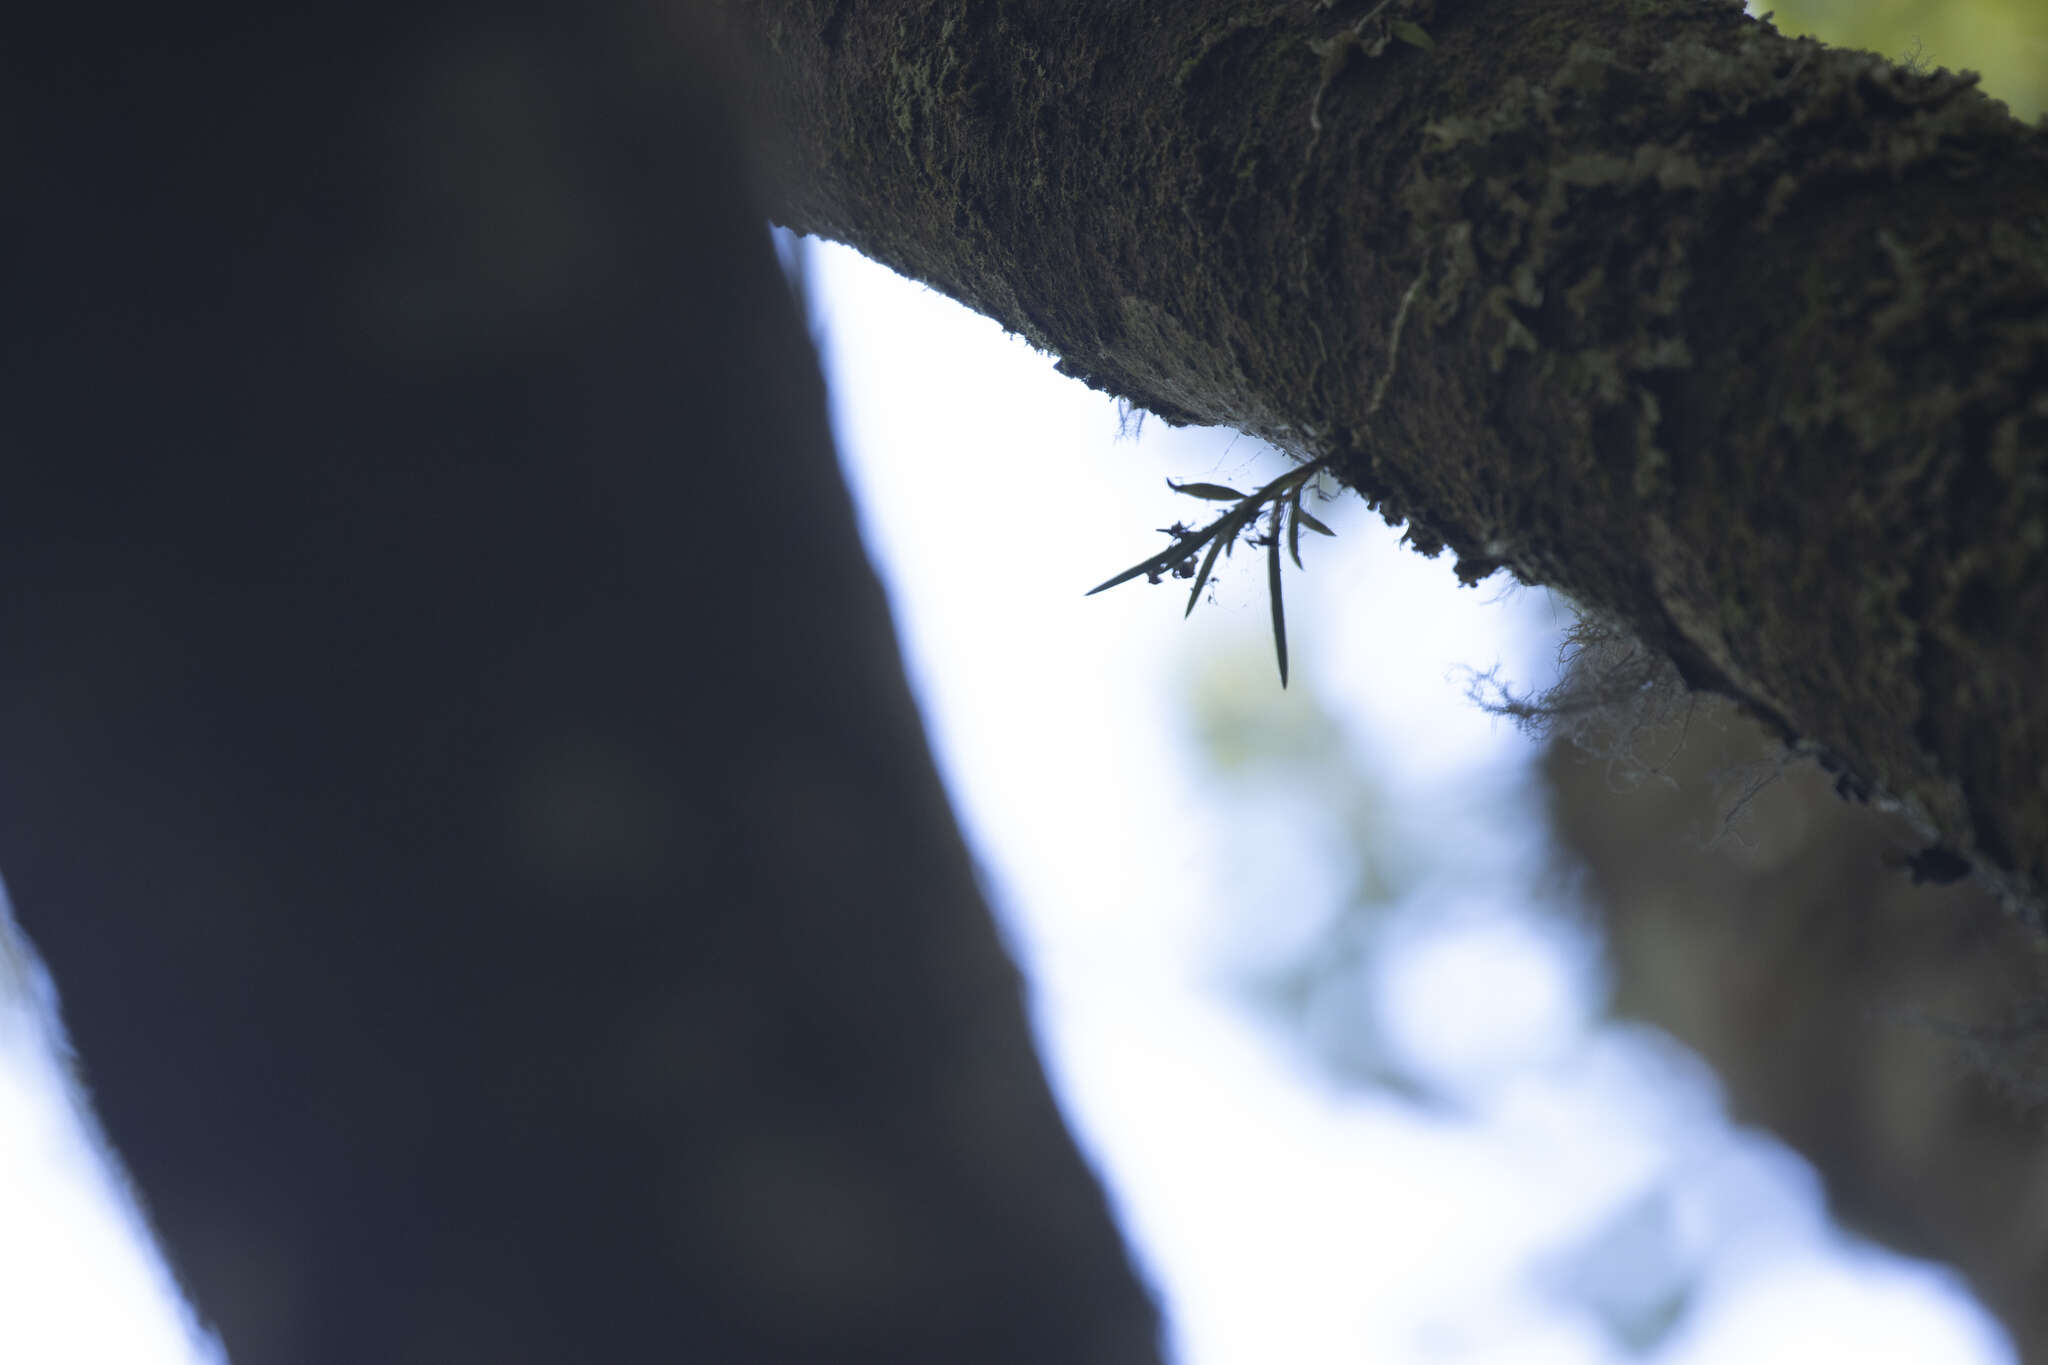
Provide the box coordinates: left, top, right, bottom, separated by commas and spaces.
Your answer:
1088, 259, 1427, 688
1086, 460, 1336, 687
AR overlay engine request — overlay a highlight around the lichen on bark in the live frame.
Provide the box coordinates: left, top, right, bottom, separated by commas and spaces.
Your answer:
733, 0, 2048, 920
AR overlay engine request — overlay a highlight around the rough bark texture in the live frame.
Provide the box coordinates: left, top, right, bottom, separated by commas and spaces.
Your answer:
5, 4, 1159, 1361
736, 0, 2048, 920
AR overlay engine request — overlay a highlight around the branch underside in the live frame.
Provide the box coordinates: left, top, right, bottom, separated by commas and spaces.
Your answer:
740, 0, 2048, 919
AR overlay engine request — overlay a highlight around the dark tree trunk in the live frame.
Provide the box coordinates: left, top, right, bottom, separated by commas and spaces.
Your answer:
3, 5, 1158, 1361
735, 0, 2048, 920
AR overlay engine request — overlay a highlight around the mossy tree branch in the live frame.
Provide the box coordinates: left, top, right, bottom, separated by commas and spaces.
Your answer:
732, 0, 2048, 919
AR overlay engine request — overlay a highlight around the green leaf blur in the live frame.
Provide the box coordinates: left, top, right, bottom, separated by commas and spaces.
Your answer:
1762, 0, 2046, 122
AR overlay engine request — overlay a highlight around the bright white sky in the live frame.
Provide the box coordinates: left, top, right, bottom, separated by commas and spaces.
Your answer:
0, 233, 2016, 1363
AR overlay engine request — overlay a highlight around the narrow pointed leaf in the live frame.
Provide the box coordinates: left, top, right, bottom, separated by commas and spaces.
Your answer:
1085, 560, 1163, 596
1296, 506, 1337, 537
1287, 490, 1305, 570
1267, 505, 1289, 686
1184, 515, 1233, 617
1085, 525, 1217, 595
1167, 478, 1247, 501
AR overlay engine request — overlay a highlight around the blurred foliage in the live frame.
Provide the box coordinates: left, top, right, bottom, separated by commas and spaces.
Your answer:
1543, 693, 2048, 1359
1184, 648, 1445, 1098
1536, 1188, 1698, 1357
1762, 0, 2047, 121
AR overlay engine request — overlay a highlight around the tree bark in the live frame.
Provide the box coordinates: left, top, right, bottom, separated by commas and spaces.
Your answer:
4, 5, 1158, 1361
734, 0, 2048, 920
